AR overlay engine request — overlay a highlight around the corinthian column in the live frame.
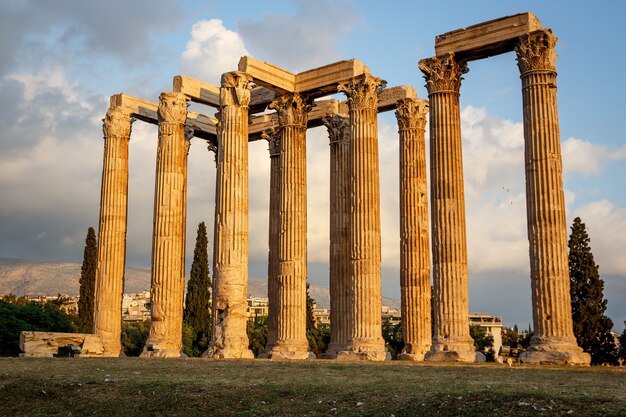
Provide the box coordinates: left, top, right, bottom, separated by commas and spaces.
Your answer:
337, 74, 387, 361
516, 30, 590, 365
266, 93, 313, 360
264, 131, 281, 354
322, 115, 351, 358
142, 92, 188, 358
419, 54, 476, 362
94, 107, 132, 357
395, 98, 432, 361
209, 72, 254, 359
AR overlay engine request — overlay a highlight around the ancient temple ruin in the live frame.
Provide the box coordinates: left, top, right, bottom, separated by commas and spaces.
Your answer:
38, 13, 589, 365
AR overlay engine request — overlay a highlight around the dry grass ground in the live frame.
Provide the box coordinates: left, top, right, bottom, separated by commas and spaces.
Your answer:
0, 358, 624, 417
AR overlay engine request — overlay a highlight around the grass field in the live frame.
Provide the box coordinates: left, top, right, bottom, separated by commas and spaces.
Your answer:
0, 358, 624, 417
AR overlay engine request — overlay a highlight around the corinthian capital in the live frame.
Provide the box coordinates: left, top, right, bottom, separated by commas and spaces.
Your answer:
157, 92, 188, 124
418, 53, 468, 94
262, 129, 281, 156
269, 93, 312, 128
395, 98, 429, 131
515, 29, 558, 74
338, 74, 386, 111
220, 71, 252, 108
103, 107, 132, 140
322, 114, 350, 144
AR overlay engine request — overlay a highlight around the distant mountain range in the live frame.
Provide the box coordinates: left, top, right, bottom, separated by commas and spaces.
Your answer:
0, 258, 400, 309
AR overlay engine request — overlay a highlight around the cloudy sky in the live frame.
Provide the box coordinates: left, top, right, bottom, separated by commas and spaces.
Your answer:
1, 0, 624, 330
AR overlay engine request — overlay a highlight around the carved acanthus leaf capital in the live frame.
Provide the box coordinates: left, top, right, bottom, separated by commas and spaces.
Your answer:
220, 71, 252, 108
338, 74, 386, 111
103, 106, 132, 140
395, 98, 429, 131
207, 139, 218, 165
269, 93, 312, 128
418, 53, 468, 94
262, 129, 281, 156
157, 92, 188, 125
515, 29, 558, 74
322, 114, 350, 144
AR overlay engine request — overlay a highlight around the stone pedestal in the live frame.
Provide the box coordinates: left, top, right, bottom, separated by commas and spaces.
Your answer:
515, 30, 589, 366
209, 72, 254, 359
322, 115, 351, 358
142, 92, 188, 358
266, 93, 313, 360
336, 74, 387, 361
395, 98, 432, 362
419, 54, 476, 363
264, 132, 281, 354
94, 107, 132, 357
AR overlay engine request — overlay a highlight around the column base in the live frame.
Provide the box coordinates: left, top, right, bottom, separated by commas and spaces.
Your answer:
520, 337, 590, 365
425, 338, 479, 363
203, 348, 255, 360
321, 343, 349, 359
397, 352, 426, 361
335, 349, 390, 362
139, 349, 187, 359
268, 351, 316, 361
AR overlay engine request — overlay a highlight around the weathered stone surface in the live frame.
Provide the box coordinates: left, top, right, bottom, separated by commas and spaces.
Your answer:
435, 12, 542, 61
142, 92, 188, 359
396, 98, 431, 361
323, 114, 351, 358
265, 93, 312, 359
209, 72, 254, 360
515, 30, 589, 366
94, 106, 132, 357
336, 74, 387, 361
419, 54, 476, 363
20, 331, 105, 357
264, 130, 281, 354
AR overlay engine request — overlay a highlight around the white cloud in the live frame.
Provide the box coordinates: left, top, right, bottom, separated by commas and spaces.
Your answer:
180, 19, 249, 85
571, 200, 626, 276
238, 0, 361, 72
562, 137, 626, 177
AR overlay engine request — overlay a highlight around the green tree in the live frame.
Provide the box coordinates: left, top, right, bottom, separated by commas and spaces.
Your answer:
247, 317, 268, 357
120, 320, 150, 356
0, 299, 74, 356
568, 217, 617, 364
183, 222, 212, 357
382, 320, 404, 359
470, 325, 495, 361
78, 226, 97, 332
306, 283, 315, 330
304, 283, 330, 357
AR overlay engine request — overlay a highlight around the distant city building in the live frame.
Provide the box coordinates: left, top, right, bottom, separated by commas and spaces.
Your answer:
122, 292, 151, 321
382, 305, 402, 326
247, 297, 269, 321
469, 312, 503, 358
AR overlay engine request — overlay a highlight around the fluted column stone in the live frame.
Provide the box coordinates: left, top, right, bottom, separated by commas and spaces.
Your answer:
396, 98, 432, 361
94, 107, 132, 357
264, 131, 281, 354
143, 92, 188, 358
322, 115, 351, 358
516, 30, 590, 365
336, 74, 387, 361
266, 93, 313, 360
419, 54, 477, 362
209, 72, 254, 359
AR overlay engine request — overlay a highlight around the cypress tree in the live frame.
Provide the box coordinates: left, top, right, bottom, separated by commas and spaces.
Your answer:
78, 227, 97, 332
183, 222, 211, 355
568, 217, 617, 364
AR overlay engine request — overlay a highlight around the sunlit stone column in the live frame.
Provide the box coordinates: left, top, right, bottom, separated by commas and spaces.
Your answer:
337, 74, 387, 361
209, 72, 254, 359
419, 54, 477, 362
142, 92, 188, 358
516, 30, 590, 365
94, 107, 132, 357
322, 115, 351, 358
395, 98, 432, 361
263, 130, 281, 354
266, 93, 313, 360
